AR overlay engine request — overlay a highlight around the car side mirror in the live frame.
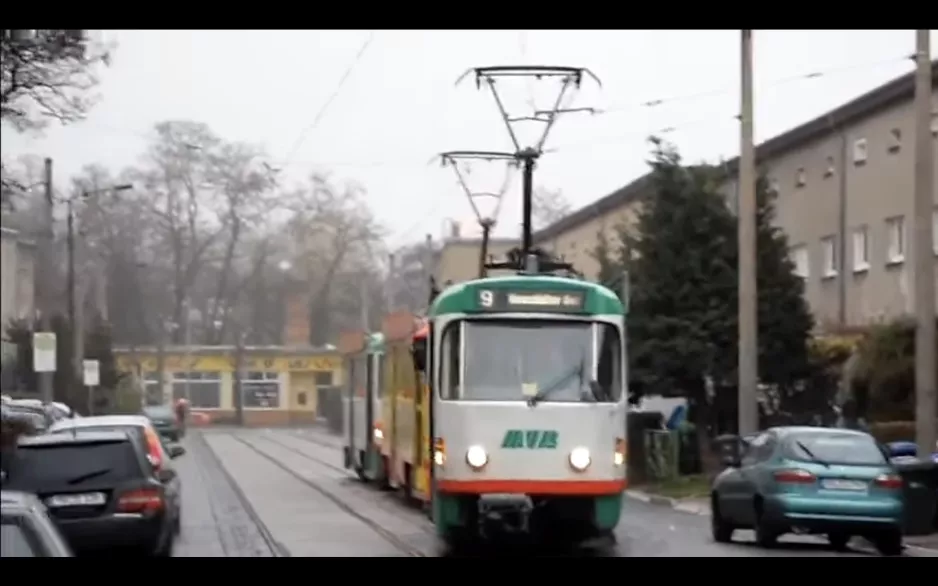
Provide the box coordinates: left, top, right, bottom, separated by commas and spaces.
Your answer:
168, 444, 186, 459
157, 467, 176, 482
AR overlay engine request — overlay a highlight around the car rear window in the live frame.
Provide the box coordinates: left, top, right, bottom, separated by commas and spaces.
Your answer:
7, 442, 144, 487
54, 424, 147, 447
1, 517, 42, 558
783, 432, 887, 466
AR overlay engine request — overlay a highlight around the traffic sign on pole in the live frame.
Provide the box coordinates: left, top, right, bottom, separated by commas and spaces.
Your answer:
82, 359, 100, 387
32, 332, 57, 373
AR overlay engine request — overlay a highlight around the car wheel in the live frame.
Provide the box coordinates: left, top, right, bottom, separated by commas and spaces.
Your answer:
827, 532, 850, 551
710, 495, 734, 543
153, 535, 174, 557
753, 501, 779, 548
874, 530, 903, 557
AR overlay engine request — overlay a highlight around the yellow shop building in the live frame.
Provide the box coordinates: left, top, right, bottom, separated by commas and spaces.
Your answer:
114, 345, 343, 426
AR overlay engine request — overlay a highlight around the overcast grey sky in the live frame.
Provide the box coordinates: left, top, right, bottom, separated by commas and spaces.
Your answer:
2, 30, 935, 247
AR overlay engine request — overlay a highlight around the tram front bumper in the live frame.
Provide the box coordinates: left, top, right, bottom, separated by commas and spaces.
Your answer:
478, 493, 534, 535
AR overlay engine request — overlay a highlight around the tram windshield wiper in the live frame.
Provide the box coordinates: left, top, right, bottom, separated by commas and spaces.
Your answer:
527, 354, 588, 407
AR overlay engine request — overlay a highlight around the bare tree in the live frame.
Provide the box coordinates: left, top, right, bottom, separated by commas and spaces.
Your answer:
532, 186, 572, 231
286, 175, 384, 344
1, 30, 112, 132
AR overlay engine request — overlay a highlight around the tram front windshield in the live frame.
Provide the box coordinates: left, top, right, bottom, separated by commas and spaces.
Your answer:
454, 320, 621, 403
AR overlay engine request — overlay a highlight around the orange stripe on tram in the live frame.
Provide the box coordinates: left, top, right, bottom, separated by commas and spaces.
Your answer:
436, 479, 627, 495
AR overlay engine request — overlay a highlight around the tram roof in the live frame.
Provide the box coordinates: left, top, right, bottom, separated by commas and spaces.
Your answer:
428, 274, 624, 317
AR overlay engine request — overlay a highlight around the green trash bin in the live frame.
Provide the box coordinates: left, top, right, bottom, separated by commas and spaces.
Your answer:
894, 459, 938, 536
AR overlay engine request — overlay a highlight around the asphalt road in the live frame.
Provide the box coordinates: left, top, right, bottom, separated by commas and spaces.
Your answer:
182, 426, 935, 557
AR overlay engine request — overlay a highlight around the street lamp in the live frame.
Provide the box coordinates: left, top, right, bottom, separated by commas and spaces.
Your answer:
67, 183, 133, 394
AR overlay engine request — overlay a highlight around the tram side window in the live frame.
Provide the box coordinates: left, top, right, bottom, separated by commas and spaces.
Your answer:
596, 323, 623, 402
439, 323, 461, 399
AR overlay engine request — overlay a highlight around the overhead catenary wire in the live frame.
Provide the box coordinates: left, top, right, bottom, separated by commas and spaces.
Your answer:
39, 54, 912, 174
279, 30, 377, 167
595, 54, 912, 115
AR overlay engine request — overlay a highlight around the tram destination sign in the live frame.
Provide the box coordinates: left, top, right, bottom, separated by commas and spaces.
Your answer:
475, 288, 585, 313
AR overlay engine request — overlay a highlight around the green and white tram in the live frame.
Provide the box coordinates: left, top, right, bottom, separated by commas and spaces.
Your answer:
423, 270, 628, 547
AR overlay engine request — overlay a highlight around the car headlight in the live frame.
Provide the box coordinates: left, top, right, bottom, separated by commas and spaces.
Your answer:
466, 445, 488, 470
569, 447, 591, 471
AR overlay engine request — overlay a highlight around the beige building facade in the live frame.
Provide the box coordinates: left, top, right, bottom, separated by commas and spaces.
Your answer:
435, 237, 520, 285
434, 64, 938, 331
720, 64, 937, 330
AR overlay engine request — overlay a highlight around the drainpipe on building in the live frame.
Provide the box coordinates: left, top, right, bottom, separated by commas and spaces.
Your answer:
834, 120, 849, 329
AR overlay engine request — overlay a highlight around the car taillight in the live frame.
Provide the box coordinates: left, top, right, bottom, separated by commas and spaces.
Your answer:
874, 473, 903, 489
144, 428, 163, 470
773, 469, 816, 484
117, 488, 164, 513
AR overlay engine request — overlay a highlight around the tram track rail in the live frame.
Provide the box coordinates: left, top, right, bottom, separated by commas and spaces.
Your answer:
228, 432, 430, 557
191, 431, 289, 557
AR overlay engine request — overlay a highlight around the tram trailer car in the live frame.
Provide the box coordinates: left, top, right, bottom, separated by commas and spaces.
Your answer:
423, 275, 628, 546
340, 331, 388, 484
379, 312, 433, 503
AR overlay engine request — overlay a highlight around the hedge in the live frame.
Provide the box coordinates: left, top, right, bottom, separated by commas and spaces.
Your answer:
868, 420, 938, 444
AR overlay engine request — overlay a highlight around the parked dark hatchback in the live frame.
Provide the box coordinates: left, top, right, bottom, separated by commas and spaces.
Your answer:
142, 405, 182, 442
3, 431, 177, 556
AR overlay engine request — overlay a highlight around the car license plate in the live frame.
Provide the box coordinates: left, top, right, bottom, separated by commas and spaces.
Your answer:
821, 479, 867, 491
46, 492, 107, 507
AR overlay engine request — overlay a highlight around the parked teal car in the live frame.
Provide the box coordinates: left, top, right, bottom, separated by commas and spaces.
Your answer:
710, 427, 904, 556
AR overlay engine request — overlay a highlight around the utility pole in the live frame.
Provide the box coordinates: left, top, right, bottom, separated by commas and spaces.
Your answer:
66, 198, 79, 398
234, 326, 246, 426
423, 234, 433, 304
38, 157, 54, 404
386, 253, 395, 313
912, 30, 936, 458
454, 65, 600, 271
360, 274, 371, 331
737, 30, 759, 437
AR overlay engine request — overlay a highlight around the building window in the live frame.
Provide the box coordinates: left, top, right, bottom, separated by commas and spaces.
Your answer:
885, 216, 905, 264
172, 371, 221, 408
241, 371, 280, 408
795, 167, 806, 188
887, 128, 901, 153
852, 226, 870, 273
933, 209, 938, 255
768, 177, 780, 195
313, 371, 333, 387
852, 138, 868, 165
790, 244, 809, 279
821, 236, 837, 278
824, 156, 836, 178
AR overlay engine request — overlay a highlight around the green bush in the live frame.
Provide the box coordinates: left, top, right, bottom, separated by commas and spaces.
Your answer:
869, 421, 916, 443
852, 317, 937, 421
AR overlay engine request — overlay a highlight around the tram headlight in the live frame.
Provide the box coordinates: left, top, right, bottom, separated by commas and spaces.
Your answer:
466, 445, 488, 470
569, 447, 591, 472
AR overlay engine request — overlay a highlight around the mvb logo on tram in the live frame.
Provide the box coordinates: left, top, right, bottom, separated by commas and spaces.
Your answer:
501, 429, 559, 449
